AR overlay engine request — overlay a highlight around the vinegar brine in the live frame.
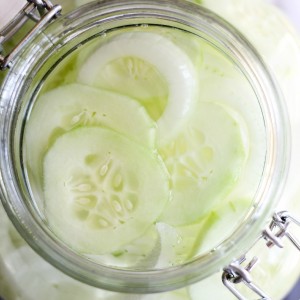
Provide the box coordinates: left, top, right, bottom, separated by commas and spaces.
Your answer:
23, 26, 265, 268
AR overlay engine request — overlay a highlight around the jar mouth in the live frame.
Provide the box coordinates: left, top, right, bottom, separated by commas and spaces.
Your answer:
0, 0, 290, 293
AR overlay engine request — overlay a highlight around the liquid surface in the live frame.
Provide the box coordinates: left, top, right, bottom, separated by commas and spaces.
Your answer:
23, 26, 265, 269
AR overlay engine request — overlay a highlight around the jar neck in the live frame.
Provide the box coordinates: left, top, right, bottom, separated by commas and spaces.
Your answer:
0, 0, 290, 293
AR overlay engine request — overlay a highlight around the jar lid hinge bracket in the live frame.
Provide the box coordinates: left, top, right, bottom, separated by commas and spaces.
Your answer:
222, 211, 300, 300
0, 0, 62, 70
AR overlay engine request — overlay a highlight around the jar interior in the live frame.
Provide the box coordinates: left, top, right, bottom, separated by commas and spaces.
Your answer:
20, 24, 266, 270
0, 0, 289, 292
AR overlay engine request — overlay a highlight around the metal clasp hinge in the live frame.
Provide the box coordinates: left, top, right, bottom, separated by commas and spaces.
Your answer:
222, 211, 300, 300
0, 0, 62, 70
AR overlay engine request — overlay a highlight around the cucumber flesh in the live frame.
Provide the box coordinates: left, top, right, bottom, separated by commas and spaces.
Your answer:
188, 198, 251, 255
24, 29, 253, 267
86, 225, 160, 268
159, 102, 248, 226
43, 127, 170, 254
24, 83, 156, 192
155, 198, 250, 267
77, 31, 197, 145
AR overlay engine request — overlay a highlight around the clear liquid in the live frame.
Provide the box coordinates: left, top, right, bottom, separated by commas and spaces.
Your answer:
23, 25, 265, 270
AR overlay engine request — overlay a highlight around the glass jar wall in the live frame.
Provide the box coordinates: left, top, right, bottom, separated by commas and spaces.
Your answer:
0, 0, 300, 299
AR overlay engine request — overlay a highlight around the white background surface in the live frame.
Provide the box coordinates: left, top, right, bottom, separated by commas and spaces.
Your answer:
272, 2, 300, 299
272, 0, 300, 31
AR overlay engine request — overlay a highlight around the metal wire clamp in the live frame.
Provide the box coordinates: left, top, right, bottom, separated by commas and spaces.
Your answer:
0, 0, 62, 70
222, 211, 300, 300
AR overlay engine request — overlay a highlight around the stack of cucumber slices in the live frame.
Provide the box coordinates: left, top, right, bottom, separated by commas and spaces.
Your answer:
24, 28, 252, 268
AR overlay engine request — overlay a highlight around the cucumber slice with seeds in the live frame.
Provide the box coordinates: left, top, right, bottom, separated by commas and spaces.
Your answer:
77, 31, 197, 145
43, 127, 170, 254
159, 102, 248, 225
24, 83, 156, 192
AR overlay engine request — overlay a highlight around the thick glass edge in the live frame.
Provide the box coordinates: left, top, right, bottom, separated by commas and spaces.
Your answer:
0, 0, 290, 293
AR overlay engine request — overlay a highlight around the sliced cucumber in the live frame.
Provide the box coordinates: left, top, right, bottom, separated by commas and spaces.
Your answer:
154, 219, 214, 267
155, 198, 250, 267
189, 198, 251, 255
154, 222, 181, 267
77, 31, 197, 145
24, 83, 156, 193
43, 127, 170, 254
86, 224, 160, 268
159, 102, 248, 225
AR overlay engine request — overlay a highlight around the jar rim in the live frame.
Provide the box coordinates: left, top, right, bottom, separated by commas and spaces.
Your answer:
0, 0, 290, 293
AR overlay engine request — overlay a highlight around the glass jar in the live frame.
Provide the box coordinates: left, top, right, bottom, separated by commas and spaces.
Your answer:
1, 1, 300, 299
